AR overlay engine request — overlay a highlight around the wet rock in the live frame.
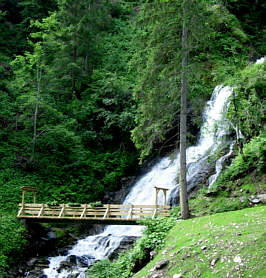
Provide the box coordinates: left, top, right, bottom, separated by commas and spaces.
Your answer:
168, 157, 216, 206
25, 269, 48, 278
76, 272, 86, 278
109, 236, 137, 260
68, 255, 77, 264
66, 273, 79, 278
69, 233, 79, 240
58, 260, 72, 272
27, 258, 38, 267
57, 247, 69, 256
103, 176, 136, 204
77, 255, 95, 267
47, 231, 56, 239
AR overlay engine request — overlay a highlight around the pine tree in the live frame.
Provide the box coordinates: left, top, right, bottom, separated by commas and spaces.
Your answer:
179, 0, 189, 219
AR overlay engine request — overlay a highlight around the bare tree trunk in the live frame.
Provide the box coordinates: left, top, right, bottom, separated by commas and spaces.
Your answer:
31, 67, 41, 162
179, 0, 190, 219
72, 0, 78, 98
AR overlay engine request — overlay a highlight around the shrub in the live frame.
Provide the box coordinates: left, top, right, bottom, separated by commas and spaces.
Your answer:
0, 215, 26, 273
213, 133, 266, 186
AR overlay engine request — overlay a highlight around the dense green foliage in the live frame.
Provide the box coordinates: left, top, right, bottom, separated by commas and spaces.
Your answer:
227, 61, 265, 142
225, 0, 266, 56
0, 215, 26, 271
0, 0, 265, 273
131, 0, 252, 159
0, 0, 138, 271
213, 132, 266, 189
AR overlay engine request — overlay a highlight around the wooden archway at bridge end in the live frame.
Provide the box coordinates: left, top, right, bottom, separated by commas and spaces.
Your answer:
21, 186, 37, 205
154, 186, 169, 206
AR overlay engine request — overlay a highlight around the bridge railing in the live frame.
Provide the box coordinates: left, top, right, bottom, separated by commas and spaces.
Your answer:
17, 203, 171, 222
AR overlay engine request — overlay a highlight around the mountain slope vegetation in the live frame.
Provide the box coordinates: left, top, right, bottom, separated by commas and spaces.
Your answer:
0, 0, 265, 275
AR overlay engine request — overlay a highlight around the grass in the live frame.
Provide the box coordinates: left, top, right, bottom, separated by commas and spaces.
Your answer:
134, 205, 266, 278
180, 172, 266, 218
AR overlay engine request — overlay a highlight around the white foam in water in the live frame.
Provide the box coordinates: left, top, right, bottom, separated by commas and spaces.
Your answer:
43, 85, 234, 278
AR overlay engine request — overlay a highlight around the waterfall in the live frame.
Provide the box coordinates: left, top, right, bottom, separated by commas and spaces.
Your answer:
43, 85, 233, 278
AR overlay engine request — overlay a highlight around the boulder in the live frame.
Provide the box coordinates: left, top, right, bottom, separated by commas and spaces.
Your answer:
68, 255, 77, 264
77, 255, 95, 267
257, 194, 266, 204
154, 259, 169, 270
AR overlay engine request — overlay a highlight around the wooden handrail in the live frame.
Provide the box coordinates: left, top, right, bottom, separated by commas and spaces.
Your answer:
17, 203, 171, 224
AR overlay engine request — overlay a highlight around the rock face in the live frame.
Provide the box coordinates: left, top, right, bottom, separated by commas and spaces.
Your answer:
23, 258, 50, 278
109, 236, 137, 260
103, 176, 136, 204
168, 157, 216, 206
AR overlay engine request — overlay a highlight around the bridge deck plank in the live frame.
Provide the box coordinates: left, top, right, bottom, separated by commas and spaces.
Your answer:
17, 203, 171, 225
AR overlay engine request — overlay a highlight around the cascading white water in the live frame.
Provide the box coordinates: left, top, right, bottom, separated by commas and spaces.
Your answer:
43, 85, 233, 278
208, 140, 235, 188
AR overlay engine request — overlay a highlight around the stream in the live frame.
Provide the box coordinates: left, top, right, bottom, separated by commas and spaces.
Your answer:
40, 84, 234, 278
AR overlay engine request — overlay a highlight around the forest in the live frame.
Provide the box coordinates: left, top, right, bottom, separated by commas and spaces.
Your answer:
0, 0, 265, 276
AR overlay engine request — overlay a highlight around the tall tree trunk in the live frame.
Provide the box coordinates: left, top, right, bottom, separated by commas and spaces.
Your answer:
179, 0, 189, 219
71, 0, 78, 99
72, 43, 77, 96
31, 67, 41, 162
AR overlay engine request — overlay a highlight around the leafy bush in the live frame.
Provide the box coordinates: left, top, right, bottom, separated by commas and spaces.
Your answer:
227, 61, 265, 141
89, 201, 102, 208
0, 215, 26, 274
214, 133, 266, 186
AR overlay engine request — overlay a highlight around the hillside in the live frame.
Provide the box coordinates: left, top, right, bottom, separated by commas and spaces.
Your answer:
0, 0, 265, 276
134, 206, 266, 278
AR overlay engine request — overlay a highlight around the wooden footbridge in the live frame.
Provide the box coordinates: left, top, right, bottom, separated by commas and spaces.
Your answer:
17, 187, 171, 225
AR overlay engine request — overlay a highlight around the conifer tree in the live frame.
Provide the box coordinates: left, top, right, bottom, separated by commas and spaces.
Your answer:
179, 0, 189, 219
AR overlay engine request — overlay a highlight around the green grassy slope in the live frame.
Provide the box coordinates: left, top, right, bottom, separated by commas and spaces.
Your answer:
134, 206, 266, 278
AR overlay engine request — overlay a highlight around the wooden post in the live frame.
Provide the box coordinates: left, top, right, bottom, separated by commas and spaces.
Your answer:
38, 204, 44, 217
163, 189, 167, 206
127, 205, 133, 220
154, 186, 169, 206
103, 204, 110, 219
80, 204, 87, 218
59, 204, 65, 218
21, 186, 38, 204
22, 191, 25, 205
